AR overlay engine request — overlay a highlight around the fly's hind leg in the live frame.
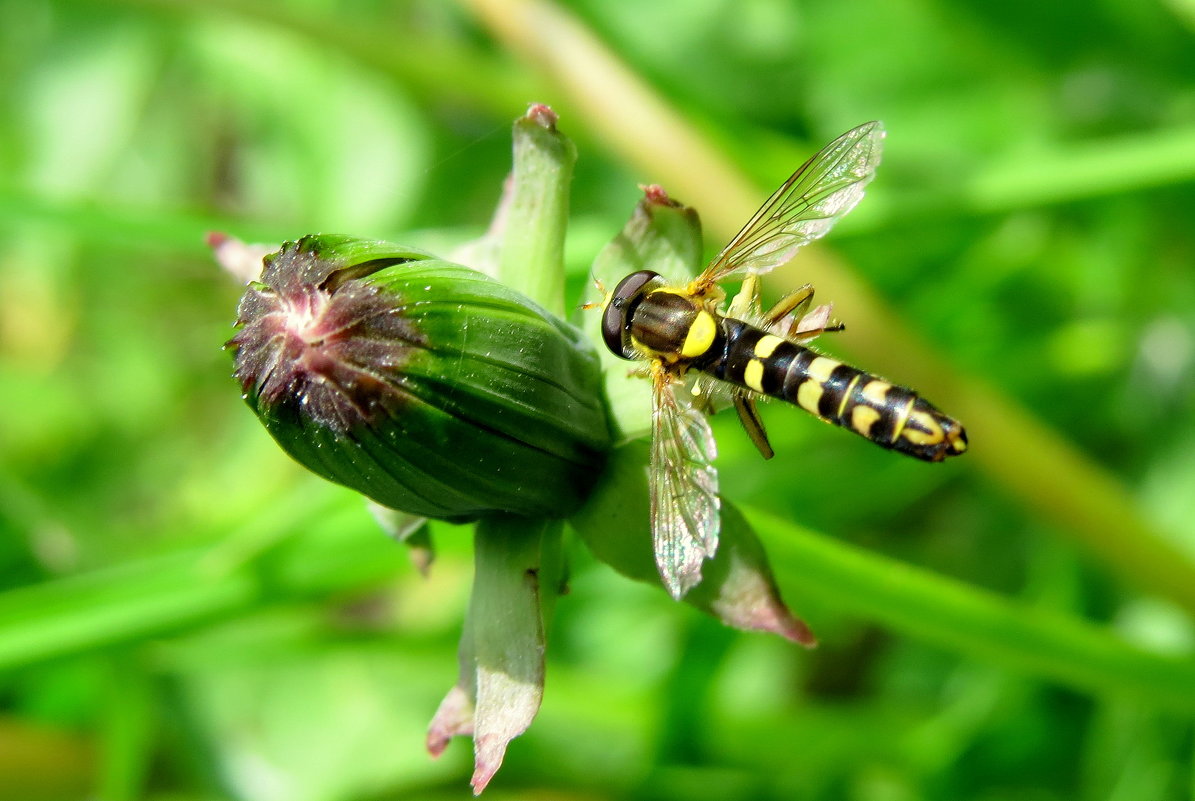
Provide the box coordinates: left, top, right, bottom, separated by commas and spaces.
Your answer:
764, 284, 845, 342
764, 283, 815, 326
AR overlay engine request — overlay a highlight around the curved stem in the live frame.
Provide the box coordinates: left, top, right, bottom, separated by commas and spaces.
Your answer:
744, 506, 1195, 710
463, 0, 1195, 616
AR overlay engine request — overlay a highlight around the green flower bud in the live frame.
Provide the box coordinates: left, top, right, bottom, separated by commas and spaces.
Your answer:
229, 234, 610, 520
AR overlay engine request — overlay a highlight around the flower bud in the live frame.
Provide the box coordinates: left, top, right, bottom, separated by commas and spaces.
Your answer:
229, 234, 610, 520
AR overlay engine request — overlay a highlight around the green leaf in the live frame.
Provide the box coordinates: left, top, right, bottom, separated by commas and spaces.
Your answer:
747, 506, 1195, 709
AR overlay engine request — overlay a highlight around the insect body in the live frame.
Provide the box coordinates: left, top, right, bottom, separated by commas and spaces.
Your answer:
600, 121, 968, 598
604, 272, 966, 461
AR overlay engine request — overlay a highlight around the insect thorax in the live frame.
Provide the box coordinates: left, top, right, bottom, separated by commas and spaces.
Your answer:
628, 288, 719, 362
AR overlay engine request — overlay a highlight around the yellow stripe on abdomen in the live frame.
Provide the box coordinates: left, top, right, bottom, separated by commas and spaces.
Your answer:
753, 334, 784, 359
743, 358, 765, 392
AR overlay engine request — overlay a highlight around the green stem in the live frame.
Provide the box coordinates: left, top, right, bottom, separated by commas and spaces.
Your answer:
0, 552, 258, 671
106, 0, 539, 118
966, 124, 1195, 212
954, 376, 1195, 615
846, 124, 1195, 234
744, 506, 1195, 710
98, 654, 155, 801
0, 495, 407, 673
5, 489, 1191, 711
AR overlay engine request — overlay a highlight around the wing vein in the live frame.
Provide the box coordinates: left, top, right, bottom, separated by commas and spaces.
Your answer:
696, 121, 884, 288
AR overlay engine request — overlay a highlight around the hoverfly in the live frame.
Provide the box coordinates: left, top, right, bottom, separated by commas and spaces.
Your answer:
600, 121, 967, 598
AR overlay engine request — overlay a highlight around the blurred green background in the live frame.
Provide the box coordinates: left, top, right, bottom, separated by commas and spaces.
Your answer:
3, 0, 1195, 799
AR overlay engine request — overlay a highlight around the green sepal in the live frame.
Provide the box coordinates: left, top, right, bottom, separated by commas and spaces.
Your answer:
588, 187, 703, 290
498, 104, 577, 316
570, 442, 815, 644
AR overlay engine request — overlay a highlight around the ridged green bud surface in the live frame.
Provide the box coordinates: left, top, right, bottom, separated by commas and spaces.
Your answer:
229, 234, 610, 520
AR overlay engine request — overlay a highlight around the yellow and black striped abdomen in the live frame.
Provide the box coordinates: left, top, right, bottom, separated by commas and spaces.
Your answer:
699, 319, 967, 462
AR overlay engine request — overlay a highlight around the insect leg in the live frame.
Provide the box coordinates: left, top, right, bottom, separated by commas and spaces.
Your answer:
726, 273, 763, 321
763, 283, 815, 326
788, 305, 845, 341
763, 284, 845, 341
734, 393, 774, 460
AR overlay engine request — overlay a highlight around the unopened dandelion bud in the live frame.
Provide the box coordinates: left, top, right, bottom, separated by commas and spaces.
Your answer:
229, 234, 610, 520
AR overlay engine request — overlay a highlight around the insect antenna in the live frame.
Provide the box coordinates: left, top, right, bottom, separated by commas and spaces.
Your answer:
579, 275, 609, 311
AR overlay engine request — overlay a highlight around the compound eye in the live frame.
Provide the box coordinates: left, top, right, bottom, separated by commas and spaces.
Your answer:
600, 297, 627, 358
601, 271, 660, 358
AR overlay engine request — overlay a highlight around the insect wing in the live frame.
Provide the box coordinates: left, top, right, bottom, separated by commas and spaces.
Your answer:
650, 370, 720, 598
696, 121, 884, 288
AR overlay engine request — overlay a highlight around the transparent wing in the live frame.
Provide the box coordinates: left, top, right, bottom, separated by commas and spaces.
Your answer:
650, 368, 720, 598
696, 120, 884, 288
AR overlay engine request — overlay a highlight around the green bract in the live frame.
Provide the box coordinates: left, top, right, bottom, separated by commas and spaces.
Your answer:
229, 234, 610, 520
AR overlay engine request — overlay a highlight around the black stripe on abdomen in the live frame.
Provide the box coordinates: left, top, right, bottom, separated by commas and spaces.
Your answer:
696, 320, 967, 462
773, 346, 917, 451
